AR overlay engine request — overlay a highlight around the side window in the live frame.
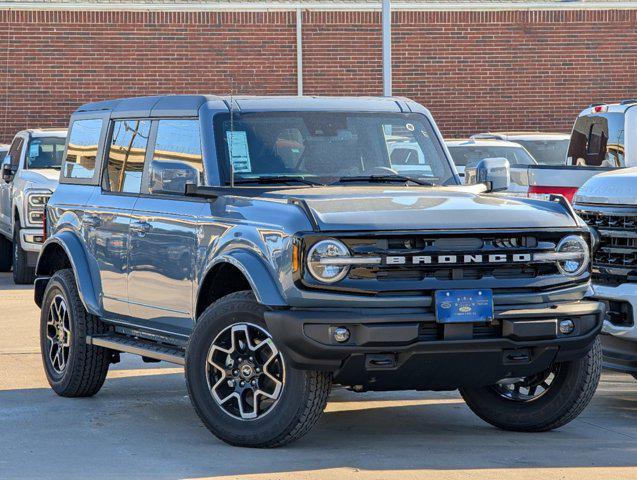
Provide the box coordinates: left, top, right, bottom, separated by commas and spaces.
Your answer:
104, 120, 151, 194
64, 119, 103, 179
6, 137, 24, 168
148, 119, 203, 195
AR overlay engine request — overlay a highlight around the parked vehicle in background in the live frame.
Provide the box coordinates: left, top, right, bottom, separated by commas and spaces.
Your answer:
474, 132, 570, 166
574, 168, 637, 381
35, 95, 603, 448
446, 138, 535, 193
0, 128, 67, 283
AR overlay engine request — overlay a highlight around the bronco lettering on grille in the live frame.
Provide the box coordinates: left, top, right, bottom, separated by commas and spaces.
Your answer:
384, 253, 533, 265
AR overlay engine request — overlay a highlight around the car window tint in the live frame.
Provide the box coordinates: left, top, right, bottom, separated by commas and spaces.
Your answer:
65, 119, 103, 179
7, 137, 24, 168
105, 120, 150, 193
149, 119, 203, 195
567, 113, 625, 167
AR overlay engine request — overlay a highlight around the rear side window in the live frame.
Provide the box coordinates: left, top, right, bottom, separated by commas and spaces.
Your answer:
148, 119, 203, 195
64, 119, 103, 179
104, 120, 151, 194
567, 113, 625, 167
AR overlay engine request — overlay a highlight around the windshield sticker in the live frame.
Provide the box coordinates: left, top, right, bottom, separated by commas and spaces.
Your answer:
226, 131, 252, 173
29, 143, 40, 158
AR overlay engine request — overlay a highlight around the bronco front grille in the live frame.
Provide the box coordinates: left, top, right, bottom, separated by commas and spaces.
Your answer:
340, 233, 560, 281
576, 206, 637, 285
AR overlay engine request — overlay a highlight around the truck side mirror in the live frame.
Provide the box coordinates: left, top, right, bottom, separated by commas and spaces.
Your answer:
464, 157, 510, 192
1, 162, 15, 183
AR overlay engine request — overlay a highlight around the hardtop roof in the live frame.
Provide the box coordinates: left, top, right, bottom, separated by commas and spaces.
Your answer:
74, 94, 415, 117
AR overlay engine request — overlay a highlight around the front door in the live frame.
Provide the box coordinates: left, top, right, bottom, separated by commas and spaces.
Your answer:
127, 119, 206, 335
0, 136, 24, 236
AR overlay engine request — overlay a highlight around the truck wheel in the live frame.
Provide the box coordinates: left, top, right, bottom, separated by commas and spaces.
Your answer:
460, 337, 602, 432
0, 234, 11, 271
40, 269, 111, 397
12, 227, 35, 284
186, 291, 331, 448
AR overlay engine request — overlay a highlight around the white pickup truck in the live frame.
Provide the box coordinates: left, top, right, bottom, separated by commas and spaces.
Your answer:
477, 101, 637, 201
0, 128, 66, 283
574, 168, 637, 380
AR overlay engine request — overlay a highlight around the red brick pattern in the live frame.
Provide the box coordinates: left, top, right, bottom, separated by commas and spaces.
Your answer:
0, 9, 636, 142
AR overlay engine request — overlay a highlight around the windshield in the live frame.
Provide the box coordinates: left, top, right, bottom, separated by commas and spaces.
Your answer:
515, 139, 569, 166
213, 112, 456, 186
26, 137, 66, 169
567, 113, 624, 167
447, 144, 537, 167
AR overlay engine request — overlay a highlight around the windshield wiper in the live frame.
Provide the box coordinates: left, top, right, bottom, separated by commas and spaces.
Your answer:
334, 175, 434, 186
231, 176, 325, 186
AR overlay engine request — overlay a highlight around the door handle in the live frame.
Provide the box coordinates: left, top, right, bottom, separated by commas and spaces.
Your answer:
130, 221, 152, 235
83, 214, 101, 228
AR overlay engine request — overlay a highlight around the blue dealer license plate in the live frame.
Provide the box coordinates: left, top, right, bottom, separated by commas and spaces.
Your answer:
435, 289, 494, 324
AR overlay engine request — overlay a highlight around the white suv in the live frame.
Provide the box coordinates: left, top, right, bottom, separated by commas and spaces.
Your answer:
0, 128, 66, 283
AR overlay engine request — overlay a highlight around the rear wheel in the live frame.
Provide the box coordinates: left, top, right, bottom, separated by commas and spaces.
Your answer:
460, 337, 602, 432
40, 269, 112, 397
0, 234, 11, 272
186, 291, 331, 448
12, 226, 35, 284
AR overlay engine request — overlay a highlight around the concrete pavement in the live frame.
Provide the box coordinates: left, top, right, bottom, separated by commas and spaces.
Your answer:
0, 272, 636, 480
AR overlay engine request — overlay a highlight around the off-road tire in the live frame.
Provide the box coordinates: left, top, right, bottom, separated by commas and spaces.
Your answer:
186, 291, 331, 448
12, 227, 35, 284
40, 269, 111, 397
460, 336, 602, 432
0, 233, 11, 271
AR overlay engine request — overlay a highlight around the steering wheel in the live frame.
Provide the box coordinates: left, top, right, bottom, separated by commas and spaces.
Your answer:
360, 166, 398, 176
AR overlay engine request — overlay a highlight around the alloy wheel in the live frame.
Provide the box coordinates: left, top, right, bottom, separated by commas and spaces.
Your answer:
492, 364, 561, 402
46, 294, 72, 375
206, 323, 285, 420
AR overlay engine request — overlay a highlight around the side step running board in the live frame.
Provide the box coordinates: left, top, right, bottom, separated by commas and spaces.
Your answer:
88, 333, 186, 366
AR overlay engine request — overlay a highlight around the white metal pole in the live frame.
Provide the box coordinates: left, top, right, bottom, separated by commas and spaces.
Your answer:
296, 7, 303, 96
382, 0, 391, 96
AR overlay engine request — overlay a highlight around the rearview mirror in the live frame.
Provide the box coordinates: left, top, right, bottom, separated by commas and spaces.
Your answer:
2, 162, 15, 184
464, 157, 510, 192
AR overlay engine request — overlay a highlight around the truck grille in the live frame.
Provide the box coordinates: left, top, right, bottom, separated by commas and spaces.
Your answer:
576, 206, 637, 285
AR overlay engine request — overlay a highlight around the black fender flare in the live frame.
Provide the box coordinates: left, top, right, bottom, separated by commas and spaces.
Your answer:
35, 231, 102, 315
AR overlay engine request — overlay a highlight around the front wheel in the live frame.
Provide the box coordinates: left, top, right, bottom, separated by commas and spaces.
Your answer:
460, 337, 602, 432
13, 227, 35, 284
186, 291, 331, 448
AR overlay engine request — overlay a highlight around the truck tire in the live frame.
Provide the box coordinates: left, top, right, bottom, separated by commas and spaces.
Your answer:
186, 291, 331, 448
0, 234, 11, 271
460, 336, 602, 432
40, 269, 111, 397
12, 227, 35, 284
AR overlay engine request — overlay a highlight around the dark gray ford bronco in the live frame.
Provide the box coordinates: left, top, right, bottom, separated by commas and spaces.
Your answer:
35, 95, 604, 447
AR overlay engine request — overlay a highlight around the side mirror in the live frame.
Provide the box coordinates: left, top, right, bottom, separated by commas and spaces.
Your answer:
464, 157, 510, 192
149, 161, 200, 195
2, 163, 15, 183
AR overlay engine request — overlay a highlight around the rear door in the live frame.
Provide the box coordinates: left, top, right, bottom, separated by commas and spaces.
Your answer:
127, 118, 206, 335
83, 118, 150, 317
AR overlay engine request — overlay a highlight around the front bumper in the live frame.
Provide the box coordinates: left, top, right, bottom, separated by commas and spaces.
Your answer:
264, 300, 604, 391
592, 283, 637, 374
20, 228, 44, 253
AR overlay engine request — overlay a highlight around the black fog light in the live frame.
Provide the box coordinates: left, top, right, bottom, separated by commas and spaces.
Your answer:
333, 327, 350, 343
559, 319, 575, 334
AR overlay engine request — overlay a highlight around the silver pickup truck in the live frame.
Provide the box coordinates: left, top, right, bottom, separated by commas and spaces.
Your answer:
0, 128, 66, 283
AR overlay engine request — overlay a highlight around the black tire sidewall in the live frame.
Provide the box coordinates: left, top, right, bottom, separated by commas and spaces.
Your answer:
186, 294, 314, 447
12, 227, 34, 284
40, 271, 88, 393
460, 338, 601, 431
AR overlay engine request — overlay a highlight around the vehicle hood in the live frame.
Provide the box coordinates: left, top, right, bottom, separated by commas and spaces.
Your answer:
263, 186, 577, 231
20, 169, 60, 191
574, 167, 637, 205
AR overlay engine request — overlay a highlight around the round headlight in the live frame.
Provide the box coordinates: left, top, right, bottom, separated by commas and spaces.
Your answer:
307, 239, 350, 283
556, 235, 589, 276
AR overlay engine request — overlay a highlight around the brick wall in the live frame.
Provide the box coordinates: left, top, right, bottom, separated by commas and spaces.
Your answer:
0, 8, 636, 142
